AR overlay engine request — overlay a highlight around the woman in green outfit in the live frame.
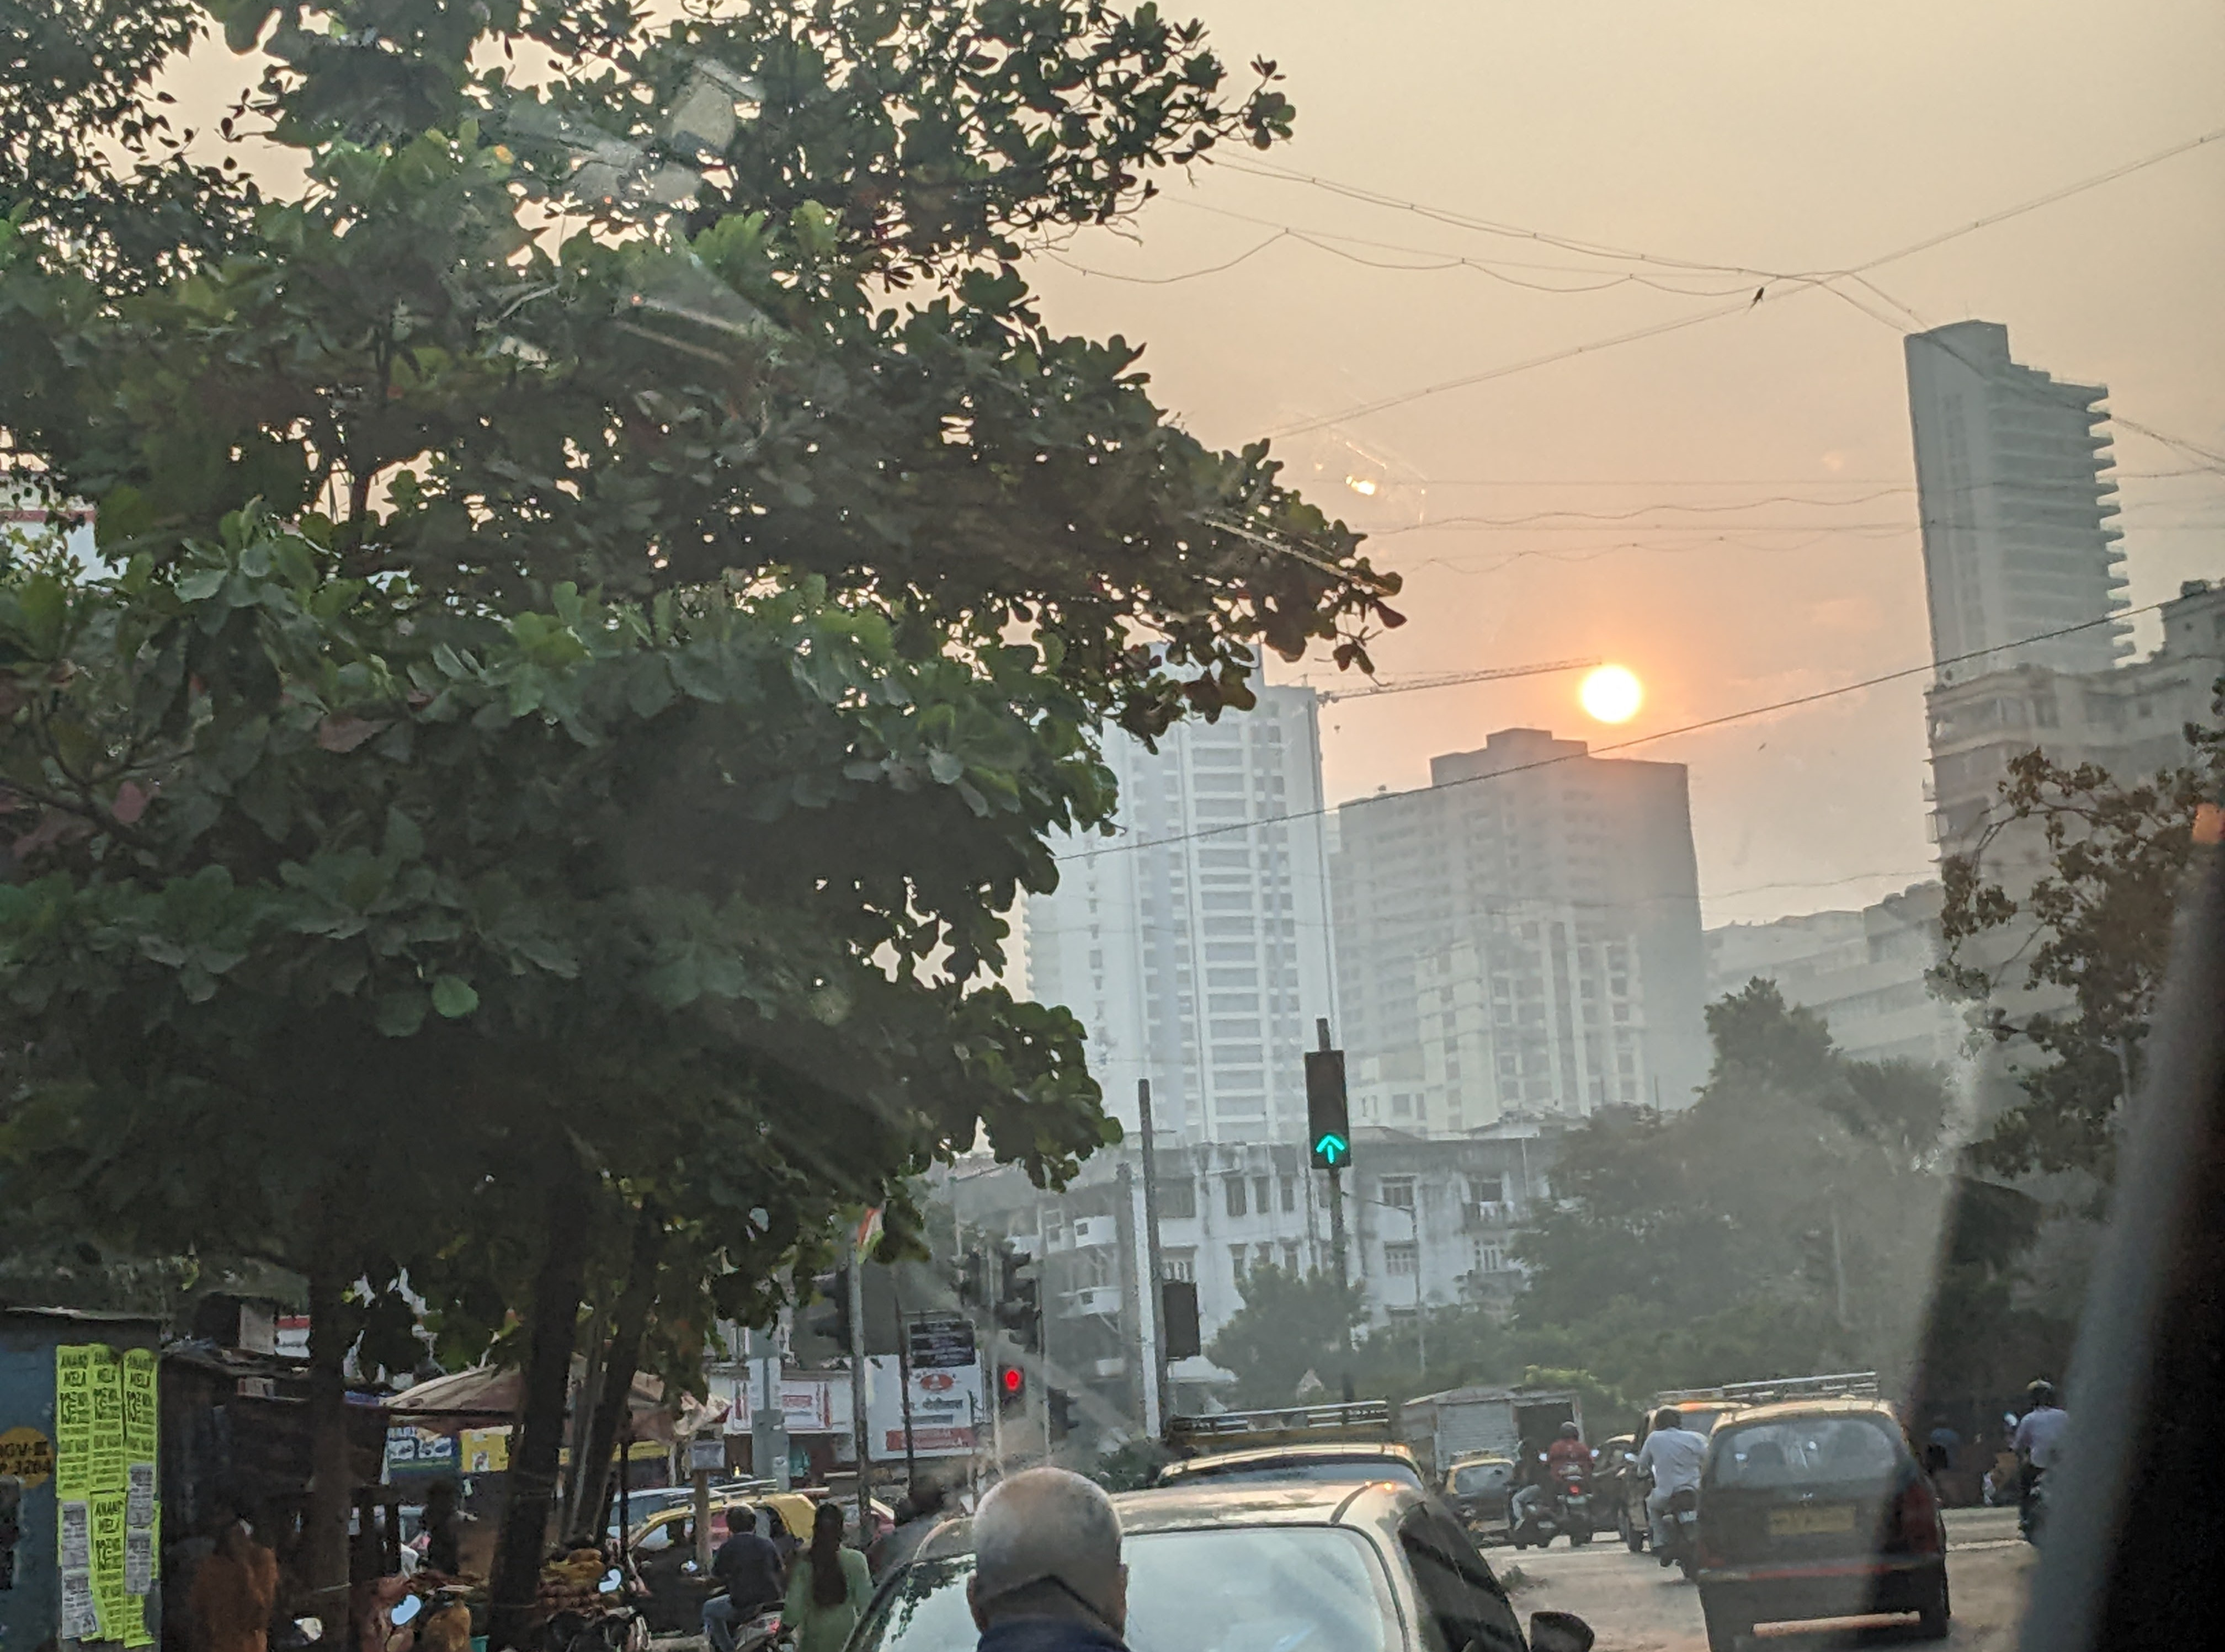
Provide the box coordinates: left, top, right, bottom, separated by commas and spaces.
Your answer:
783, 1501, 872, 1652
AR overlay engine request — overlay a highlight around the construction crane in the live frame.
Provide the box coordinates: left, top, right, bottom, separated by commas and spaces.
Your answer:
1313, 657, 1601, 704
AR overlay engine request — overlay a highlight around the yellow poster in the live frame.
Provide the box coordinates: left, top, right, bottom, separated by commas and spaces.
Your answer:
122, 1350, 157, 1463
88, 1346, 126, 1494
54, 1344, 94, 1500
461, 1429, 510, 1474
91, 1487, 130, 1641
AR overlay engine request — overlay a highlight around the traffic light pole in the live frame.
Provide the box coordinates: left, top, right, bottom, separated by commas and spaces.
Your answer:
1137, 1078, 1170, 1436
846, 1249, 871, 1542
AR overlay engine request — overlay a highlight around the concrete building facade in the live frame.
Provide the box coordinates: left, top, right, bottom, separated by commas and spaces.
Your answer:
1330, 728, 1709, 1132
1904, 320, 2131, 684
1705, 883, 1966, 1068
1024, 685, 1338, 1145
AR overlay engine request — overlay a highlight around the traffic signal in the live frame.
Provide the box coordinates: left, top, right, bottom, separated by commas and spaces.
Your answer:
1048, 1389, 1074, 1442
997, 1363, 1027, 1414
804, 1265, 853, 1350
992, 1240, 1041, 1351
1305, 1046, 1353, 1171
957, 1248, 987, 1307
1160, 1279, 1201, 1361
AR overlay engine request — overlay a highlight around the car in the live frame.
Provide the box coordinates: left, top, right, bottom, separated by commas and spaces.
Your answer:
1442, 1452, 1518, 1535
1692, 1398, 1949, 1652
1588, 1436, 1635, 1535
1153, 1439, 1428, 1491
849, 1478, 1589, 1652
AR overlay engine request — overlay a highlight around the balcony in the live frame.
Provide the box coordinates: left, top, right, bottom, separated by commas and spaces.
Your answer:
1063, 1285, 1123, 1319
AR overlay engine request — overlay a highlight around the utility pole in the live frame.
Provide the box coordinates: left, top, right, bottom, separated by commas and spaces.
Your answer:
892, 1280, 918, 1489
846, 1246, 871, 1542
1115, 1161, 1151, 1433
1137, 1079, 1171, 1435
1411, 1199, 1426, 1382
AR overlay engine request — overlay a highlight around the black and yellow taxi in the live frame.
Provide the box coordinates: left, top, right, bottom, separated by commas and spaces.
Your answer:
1693, 1398, 1949, 1651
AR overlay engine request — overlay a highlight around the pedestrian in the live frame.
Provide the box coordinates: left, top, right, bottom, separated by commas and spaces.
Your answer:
781, 1501, 871, 1652
419, 1480, 462, 1578
189, 1516, 279, 1652
702, 1509, 786, 1652
871, 1475, 951, 1578
965, 1467, 1127, 1652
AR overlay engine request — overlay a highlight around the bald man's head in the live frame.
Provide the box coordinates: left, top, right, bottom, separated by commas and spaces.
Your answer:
966, 1468, 1126, 1633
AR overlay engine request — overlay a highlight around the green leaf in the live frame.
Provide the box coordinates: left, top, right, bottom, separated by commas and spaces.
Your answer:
376, 990, 429, 1038
176, 568, 227, 602
430, 976, 480, 1019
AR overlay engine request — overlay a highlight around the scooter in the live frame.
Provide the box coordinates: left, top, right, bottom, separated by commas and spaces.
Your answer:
2019, 1466, 2046, 1543
1654, 1488, 1701, 1581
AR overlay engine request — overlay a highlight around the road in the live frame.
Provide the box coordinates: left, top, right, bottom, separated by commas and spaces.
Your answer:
1499, 1507, 2034, 1652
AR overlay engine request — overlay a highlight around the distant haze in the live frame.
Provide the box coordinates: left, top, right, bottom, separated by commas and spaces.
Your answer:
167, 2, 2225, 924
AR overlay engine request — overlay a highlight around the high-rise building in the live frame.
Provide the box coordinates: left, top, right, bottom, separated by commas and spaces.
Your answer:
1903, 321, 2130, 684
1023, 685, 1338, 1145
1330, 728, 1708, 1131
1705, 883, 1966, 1069
1928, 578, 2225, 854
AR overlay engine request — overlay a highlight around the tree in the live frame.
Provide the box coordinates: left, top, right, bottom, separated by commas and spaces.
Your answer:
1510, 982, 1955, 1387
1206, 1264, 1365, 1408
1936, 724, 2224, 1182
1, 3, 1396, 1640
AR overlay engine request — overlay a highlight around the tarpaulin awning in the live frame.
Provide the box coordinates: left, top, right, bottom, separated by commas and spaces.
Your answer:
381, 1365, 727, 1442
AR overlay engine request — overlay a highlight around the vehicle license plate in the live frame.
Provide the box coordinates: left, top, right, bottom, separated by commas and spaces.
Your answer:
1768, 1505, 1856, 1537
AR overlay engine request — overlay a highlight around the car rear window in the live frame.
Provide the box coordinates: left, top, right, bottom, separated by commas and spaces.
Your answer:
1175, 1456, 1423, 1488
1452, 1463, 1508, 1494
1709, 1415, 1903, 1488
854, 1527, 1404, 1652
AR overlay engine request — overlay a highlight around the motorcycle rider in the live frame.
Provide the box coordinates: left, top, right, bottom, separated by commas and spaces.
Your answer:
1633, 1406, 1710, 1567
2012, 1379, 2068, 1537
1545, 1423, 1590, 1524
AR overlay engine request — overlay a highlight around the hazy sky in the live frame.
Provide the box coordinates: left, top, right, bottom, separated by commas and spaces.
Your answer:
170, 2, 2225, 926
1016, 0, 2225, 924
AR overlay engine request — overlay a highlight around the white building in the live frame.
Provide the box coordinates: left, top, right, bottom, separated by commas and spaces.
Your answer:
1330, 728, 1709, 1132
1705, 884, 1966, 1068
1024, 685, 1339, 1145
1904, 320, 2130, 684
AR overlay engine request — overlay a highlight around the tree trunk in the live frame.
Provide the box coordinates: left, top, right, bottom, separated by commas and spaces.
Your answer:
488, 1169, 595, 1650
576, 1201, 663, 1543
303, 1265, 354, 1646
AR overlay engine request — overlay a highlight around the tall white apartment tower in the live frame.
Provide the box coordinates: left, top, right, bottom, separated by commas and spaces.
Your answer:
1904, 321, 2131, 684
1024, 686, 1339, 1144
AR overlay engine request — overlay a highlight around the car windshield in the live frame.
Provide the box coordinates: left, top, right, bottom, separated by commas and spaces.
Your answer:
1451, 1464, 1506, 1494
855, 1527, 1403, 1652
1710, 1416, 1903, 1489
1178, 1458, 1423, 1488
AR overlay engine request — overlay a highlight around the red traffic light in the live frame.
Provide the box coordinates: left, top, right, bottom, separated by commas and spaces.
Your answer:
999, 1365, 1025, 1396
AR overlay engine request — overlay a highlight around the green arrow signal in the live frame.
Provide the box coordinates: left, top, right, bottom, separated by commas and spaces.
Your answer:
1314, 1133, 1349, 1165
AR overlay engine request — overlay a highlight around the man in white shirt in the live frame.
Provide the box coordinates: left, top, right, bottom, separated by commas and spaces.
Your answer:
1633, 1408, 1711, 1561
2012, 1379, 2068, 1535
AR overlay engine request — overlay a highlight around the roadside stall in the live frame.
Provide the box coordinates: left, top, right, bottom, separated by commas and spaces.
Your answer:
1, 1308, 165, 1652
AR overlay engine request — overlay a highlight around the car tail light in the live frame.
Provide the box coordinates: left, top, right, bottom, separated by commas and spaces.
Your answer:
1893, 1476, 1942, 1555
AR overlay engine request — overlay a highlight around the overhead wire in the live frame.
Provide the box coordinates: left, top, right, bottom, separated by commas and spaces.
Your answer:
1055, 598, 2180, 863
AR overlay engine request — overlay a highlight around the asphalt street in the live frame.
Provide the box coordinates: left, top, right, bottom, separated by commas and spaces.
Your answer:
1501, 1507, 2035, 1652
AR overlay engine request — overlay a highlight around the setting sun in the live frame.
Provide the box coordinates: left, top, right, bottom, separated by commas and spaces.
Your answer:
1580, 664, 1644, 724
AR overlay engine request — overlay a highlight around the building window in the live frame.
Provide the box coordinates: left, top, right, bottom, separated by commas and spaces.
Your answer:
1159, 1177, 1197, 1221
1229, 1245, 1249, 1282
1279, 1176, 1297, 1213
1253, 1175, 1273, 1216
1477, 1245, 1505, 1273
1224, 1176, 1247, 1218
1380, 1176, 1416, 1211
1254, 1243, 1277, 1273
1471, 1175, 1504, 1205
1282, 1241, 1301, 1272
1385, 1243, 1419, 1276
1162, 1249, 1196, 1283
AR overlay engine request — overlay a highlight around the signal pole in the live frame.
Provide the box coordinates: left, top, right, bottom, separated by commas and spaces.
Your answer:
846, 1246, 871, 1541
1137, 1079, 1170, 1435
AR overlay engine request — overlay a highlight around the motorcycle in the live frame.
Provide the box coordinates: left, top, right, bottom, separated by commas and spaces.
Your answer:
1510, 1463, 1596, 1550
2019, 1466, 2046, 1544
1654, 1487, 1701, 1581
